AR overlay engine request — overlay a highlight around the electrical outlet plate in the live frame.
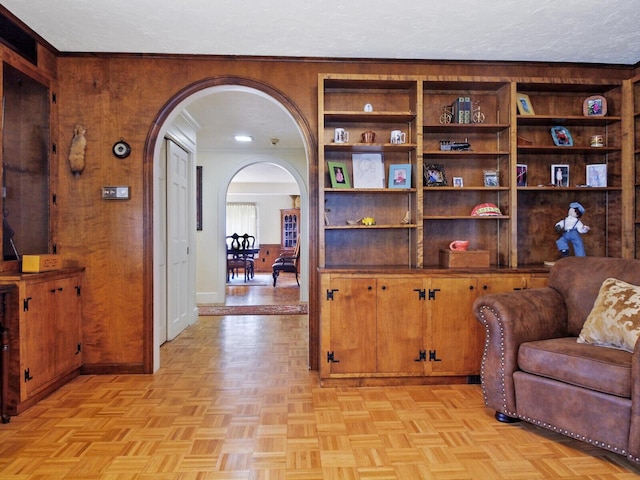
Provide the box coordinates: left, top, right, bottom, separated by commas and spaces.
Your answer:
102, 186, 130, 200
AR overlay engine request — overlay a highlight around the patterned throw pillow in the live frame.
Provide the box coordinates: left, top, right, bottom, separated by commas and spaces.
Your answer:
577, 277, 640, 352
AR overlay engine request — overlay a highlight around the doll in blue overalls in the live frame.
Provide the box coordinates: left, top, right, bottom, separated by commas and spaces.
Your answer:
555, 202, 590, 257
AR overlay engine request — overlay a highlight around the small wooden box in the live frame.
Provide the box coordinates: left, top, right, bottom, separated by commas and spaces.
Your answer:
22, 254, 62, 273
439, 249, 490, 269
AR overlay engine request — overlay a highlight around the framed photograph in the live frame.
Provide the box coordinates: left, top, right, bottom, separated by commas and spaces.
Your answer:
551, 164, 569, 187
483, 170, 499, 187
583, 95, 607, 117
551, 126, 573, 146
352, 153, 385, 188
327, 161, 350, 188
516, 164, 528, 187
424, 163, 447, 187
516, 93, 535, 115
452, 177, 464, 187
586, 163, 607, 187
389, 164, 411, 188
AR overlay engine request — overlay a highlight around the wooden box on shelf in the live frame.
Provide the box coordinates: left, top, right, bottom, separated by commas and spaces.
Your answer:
21, 254, 61, 273
439, 249, 490, 269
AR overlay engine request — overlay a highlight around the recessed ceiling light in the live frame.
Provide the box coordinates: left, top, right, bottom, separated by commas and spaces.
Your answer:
234, 135, 253, 142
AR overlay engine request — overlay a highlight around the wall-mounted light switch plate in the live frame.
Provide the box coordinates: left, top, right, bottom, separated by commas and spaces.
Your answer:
102, 186, 130, 200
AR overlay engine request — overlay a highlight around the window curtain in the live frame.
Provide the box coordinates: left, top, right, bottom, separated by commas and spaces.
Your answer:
226, 202, 258, 244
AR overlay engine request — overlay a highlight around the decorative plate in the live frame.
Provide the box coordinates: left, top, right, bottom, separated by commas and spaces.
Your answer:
583, 95, 607, 116
550, 126, 573, 147
112, 140, 131, 159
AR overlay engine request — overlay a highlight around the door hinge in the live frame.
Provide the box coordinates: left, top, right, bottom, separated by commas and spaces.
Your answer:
52, 193, 57, 205
428, 288, 441, 300
414, 288, 426, 300
76, 343, 82, 355
53, 243, 57, 254
75, 285, 81, 296
414, 349, 427, 362
24, 368, 33, 382
52, 142, 57, 154
326, 289, 339, 300
326, 351, 340, 363
429, 350, 442, 362
23, 297, 32, 312
52, 92, 57, 104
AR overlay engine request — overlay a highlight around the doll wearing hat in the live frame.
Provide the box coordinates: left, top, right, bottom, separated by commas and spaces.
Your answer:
555, 202, 590, 257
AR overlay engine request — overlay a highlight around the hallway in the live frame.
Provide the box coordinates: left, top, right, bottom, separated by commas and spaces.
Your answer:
0, 296, 639, 477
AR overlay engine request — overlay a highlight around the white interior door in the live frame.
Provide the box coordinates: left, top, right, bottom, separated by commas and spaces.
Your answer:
166, 139, 190, 340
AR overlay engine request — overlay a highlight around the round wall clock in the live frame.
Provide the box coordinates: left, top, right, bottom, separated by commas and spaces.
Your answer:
112, 140, 131, 158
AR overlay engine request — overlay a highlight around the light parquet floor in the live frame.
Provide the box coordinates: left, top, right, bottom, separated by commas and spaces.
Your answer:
0, 284, 639, 478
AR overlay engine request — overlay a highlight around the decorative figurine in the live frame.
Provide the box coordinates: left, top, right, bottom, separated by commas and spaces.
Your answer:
68, 124, 87, 176
555, 202, 590, 257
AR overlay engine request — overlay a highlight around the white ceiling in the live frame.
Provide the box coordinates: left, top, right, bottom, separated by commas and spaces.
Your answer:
4, 0, 640, 186
3, 0, 640, 64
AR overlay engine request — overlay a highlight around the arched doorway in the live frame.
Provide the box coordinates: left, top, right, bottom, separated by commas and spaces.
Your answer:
144, 77, 317, 372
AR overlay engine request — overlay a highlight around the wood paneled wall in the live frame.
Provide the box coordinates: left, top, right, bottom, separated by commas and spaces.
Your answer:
4, 39, 635, 372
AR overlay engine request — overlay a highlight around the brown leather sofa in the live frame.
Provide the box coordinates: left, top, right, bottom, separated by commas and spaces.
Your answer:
473, 256, 640, 462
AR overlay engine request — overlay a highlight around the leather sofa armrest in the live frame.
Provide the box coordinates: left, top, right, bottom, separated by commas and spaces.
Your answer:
628, 344, 640, 461
473, 287, 568, 418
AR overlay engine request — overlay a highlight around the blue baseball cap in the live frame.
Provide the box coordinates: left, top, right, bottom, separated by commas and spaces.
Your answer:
570, 202, 585, 215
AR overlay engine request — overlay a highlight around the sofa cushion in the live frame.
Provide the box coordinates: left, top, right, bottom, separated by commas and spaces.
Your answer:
577, 277, 640, 353
518, 337, 632, 398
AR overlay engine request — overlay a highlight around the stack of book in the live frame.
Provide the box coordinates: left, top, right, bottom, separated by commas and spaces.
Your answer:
451, 96, 471, 123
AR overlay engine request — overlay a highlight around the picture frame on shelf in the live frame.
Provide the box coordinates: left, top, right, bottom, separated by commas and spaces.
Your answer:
516, 164, 528, 187
352, 153, 385, 188
453, 177, 464, 187
327, 161, 351, 188
551, 126, 573, 146
389, 164, 412, 189
583, 95, 607, 117
516, 93, 535, 115
551, 164, 569, 187
586, 163, 607, 187
483, 170, 499, 187
424, 163, 447, 187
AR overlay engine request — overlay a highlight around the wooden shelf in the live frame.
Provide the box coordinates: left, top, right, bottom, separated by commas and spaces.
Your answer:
325, 143, 417, 153
325, 111, 416, 123
424, 123, 509, 133
325, 224, 418, 230
517, 115, 621, 126
423, 215, 509, 220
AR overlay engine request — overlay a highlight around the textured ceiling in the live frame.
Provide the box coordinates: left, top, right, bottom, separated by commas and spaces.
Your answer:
3, 0, 640, 64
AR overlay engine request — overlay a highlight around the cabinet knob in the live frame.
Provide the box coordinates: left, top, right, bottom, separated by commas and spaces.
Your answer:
381, 285, 386, 290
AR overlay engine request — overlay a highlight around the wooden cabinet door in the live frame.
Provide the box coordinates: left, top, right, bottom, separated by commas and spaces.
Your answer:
325, 276, 377, 374
54, 276, 82, 377
22, 281, 57, 396
376, 277, 424, 374
476, 275, 526, 295
426, 277, 481, 376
